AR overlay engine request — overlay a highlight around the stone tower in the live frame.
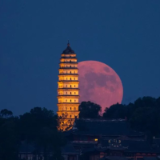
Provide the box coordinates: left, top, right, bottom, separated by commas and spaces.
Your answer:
57, 42, 79, 131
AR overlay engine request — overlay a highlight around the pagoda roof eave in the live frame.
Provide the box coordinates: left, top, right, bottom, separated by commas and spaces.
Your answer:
57, 80, 79, 82
59, 67, 78, 69
57, 88, 79, 90
57, 88, 80, 90
57, 95, 80, 98
58, 74, 79, 76
57, 103, 80, 105
60, 57, 77, 59
59, 62, 78, 64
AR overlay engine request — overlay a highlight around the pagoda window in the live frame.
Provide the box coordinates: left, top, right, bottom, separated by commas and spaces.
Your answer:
66, 92, 67, 94
70, 92, 72, 95
70, 100, 72, 102
70, 115, 72, 118
74, 107, 76, 110
70, 78, 71, 80
70, 85, 72, 88
74, 92, 76, 94
70, 107, 71, 110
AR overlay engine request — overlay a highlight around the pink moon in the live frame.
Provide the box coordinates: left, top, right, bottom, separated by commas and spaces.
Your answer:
78, 60, 123, 113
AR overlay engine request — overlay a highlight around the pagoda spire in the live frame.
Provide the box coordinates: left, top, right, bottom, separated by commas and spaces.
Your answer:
67, 40, 70, 46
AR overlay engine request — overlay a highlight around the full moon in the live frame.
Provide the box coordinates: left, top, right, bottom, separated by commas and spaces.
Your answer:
78, 61, 123, 113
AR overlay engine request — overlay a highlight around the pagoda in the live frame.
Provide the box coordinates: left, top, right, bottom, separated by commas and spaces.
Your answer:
57, 42, 80, 131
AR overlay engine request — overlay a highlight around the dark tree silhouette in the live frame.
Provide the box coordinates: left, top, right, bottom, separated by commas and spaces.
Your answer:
103, 103, 127, 119
79, 101, 101, 119
102, 96, 160, 137
19, 107, 65, 160
0, 109, 13, 118
0, 96, 160, 159
130, 97, 160, 136
0, 116, 19, 160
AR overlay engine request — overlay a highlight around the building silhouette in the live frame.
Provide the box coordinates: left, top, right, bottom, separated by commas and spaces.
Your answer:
62, 119, 160, 160
57, 42, 80, 131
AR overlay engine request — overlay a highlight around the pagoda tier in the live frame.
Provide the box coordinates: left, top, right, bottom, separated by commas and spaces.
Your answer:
57, 43, 80, 131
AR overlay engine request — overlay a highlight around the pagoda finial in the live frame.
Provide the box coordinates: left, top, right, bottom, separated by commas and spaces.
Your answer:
67, 40, 70, 46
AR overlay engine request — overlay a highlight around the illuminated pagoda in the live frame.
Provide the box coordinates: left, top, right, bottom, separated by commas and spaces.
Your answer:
57, 42, 79, 131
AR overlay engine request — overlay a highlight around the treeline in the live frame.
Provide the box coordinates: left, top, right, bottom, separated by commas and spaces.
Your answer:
0, 96, 160, 160
0, 107, 65, 160
79, 96, 160, 137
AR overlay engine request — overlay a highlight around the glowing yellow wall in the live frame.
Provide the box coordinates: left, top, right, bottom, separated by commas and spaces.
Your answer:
57, 47, 79, 131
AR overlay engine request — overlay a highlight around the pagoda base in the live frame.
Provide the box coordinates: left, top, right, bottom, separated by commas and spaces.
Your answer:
57, 117, 76, 131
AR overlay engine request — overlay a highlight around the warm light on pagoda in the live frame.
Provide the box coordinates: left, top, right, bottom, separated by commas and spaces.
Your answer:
57, 42, 79, 131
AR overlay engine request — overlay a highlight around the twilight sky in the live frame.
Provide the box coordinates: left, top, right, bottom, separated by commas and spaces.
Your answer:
0, 0, 160, 115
